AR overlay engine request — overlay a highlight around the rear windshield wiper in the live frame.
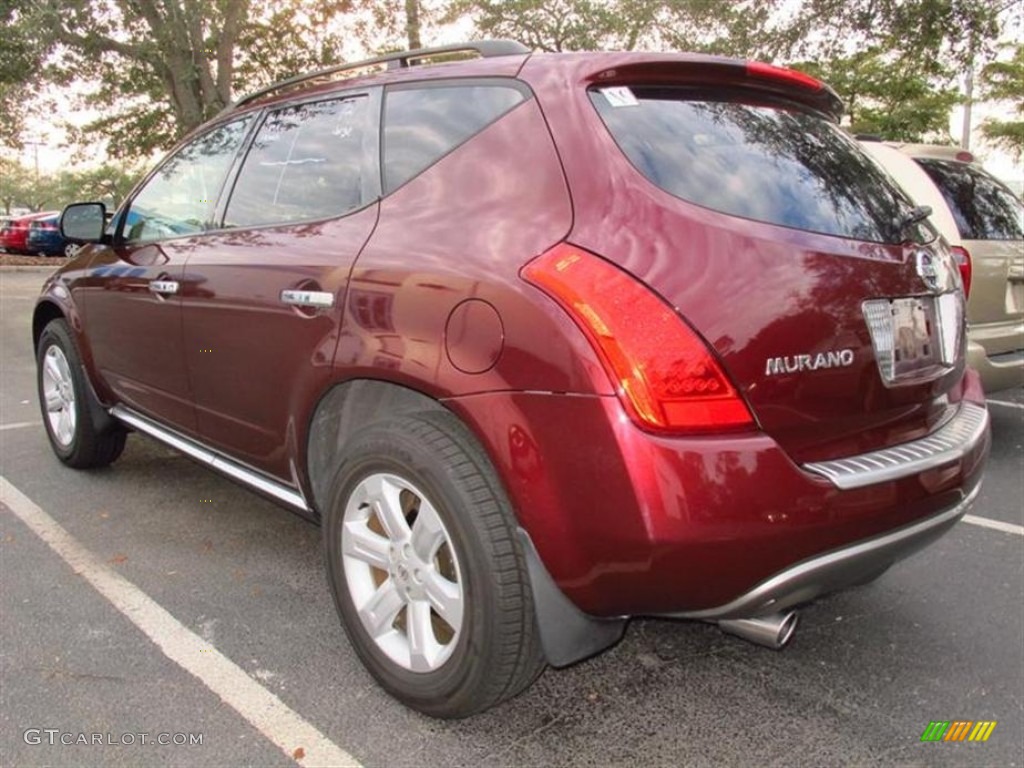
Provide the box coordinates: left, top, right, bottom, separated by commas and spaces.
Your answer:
893, 205, 932, 241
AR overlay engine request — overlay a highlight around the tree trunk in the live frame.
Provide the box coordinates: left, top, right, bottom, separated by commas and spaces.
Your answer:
405, 0, 422, 50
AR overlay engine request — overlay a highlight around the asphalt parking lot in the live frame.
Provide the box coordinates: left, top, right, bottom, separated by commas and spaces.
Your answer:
1, 268, 1022, 767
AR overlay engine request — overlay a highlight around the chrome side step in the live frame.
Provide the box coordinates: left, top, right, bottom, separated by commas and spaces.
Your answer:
110, 405, 310, 512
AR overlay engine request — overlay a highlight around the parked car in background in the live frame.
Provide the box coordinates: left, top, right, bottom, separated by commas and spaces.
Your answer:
861, 140, 1024, 393
27, 214, 78, 257
36, 42, 990, 717
1, 211, 59, 254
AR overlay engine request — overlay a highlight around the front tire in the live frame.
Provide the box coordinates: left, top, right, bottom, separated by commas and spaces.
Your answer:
323, 411, 545, 718
37, 319, 126, 468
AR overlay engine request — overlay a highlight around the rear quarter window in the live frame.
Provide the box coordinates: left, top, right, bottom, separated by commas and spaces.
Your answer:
383, 82, 527, 194
590, 86, 930, 244
915, 158, 1023, 241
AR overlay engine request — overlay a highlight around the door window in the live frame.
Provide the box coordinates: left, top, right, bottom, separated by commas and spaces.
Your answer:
124, 118, 252, 243
223, 95, 377, 228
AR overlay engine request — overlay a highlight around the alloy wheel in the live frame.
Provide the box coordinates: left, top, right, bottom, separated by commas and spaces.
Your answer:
341, 472, 464, 673
41, 345, 77, 447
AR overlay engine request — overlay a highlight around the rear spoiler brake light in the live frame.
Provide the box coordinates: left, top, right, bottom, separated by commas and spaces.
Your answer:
745, 61, 824, 92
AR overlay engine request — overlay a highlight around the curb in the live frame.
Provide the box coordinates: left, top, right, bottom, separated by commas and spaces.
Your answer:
0, 266, 61, 273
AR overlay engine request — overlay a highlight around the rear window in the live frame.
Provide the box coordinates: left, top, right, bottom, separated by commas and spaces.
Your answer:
590, 87, 930, 244
914, 159, 1023, 241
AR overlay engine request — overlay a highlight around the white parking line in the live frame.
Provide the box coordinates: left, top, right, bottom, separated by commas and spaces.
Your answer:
0, 476, 361, 768
986, 399, 1024, 410
0, 421, 39, 431
962, 514, 1024, 537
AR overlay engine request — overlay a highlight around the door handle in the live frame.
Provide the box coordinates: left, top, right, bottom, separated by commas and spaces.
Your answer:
149, 280, 179, 295
281, 289, 334, 309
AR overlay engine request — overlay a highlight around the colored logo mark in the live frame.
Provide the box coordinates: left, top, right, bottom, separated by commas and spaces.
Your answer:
921, 721, 997, 742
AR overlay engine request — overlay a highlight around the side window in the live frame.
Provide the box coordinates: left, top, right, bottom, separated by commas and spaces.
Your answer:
223, 95, 376, 228
124, 118, 251, 243
383, 83, 527, 193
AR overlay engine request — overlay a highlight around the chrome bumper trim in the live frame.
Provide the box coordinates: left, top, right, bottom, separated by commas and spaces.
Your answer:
669, 483, 980, 621
110, 405, 310, 512
803, 402, 989, 490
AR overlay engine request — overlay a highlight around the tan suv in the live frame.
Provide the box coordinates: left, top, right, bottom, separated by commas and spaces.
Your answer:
861, 141, 1024, 392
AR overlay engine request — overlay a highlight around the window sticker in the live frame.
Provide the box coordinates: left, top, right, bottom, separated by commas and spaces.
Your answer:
599, 86, 639, 108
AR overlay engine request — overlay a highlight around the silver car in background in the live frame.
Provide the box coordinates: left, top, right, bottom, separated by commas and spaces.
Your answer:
861, 141, 1024, 393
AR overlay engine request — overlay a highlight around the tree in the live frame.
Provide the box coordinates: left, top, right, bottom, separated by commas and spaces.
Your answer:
65, 163, 145, 208
448, 0, 633, 52
0, 158, 62, 213
0, 1, 45, 149
13, 1, 355, 159
353, 0, 433, 53
797, 49, 960, 142
782, 0, 1001, 72
0, 157, 30, 214
980, 43, 1024, 158
448, 0, 790, 54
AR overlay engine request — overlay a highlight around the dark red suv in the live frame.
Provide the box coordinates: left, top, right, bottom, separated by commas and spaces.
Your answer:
36, 41, 990, 718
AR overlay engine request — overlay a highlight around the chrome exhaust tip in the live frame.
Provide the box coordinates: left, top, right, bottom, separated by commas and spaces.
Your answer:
717, 611, 799, 650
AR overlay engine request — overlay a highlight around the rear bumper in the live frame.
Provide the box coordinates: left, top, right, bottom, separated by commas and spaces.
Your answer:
967, 338, 1024, 393
667, 482, 979, 620
450, 388, 990, 618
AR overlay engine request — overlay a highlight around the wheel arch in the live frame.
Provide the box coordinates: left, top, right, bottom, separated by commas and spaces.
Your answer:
32, 300, 66, 352
306, 378, 449, 517
306, 377, 625, 668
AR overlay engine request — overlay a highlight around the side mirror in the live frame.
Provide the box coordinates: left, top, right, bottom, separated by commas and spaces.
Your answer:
61, 202, 108, 243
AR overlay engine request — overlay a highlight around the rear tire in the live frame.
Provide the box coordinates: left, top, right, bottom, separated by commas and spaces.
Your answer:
37, 319, 126, 468
323, 411, 545, 718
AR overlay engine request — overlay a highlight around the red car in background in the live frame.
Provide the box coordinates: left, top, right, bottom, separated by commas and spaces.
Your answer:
1, 211, 59, 254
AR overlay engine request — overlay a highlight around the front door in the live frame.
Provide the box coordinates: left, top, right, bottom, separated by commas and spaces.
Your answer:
81, 117, 255, 432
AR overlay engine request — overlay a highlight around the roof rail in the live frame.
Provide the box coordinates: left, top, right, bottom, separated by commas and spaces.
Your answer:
225, 39, 530, 114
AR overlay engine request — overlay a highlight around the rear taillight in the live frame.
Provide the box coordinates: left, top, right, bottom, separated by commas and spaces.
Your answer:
951, 245, 972, 299
745, 61, 824, 92
522, 244, 754, 434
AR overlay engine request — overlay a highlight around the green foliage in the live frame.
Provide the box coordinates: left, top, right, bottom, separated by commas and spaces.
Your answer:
7, 1, 354, 159
353, 0, 432, 52
0, 0, 1013, 167
980, 43, 1024, 157
447, 0, 788, 55
0, 158, 143, 213
798, 49, 960, 142
0, 157, 29, 213
0, 0, 49, 148
785, 0, 1001, 70
658, 0, 790, 58
446, 0, 629, 52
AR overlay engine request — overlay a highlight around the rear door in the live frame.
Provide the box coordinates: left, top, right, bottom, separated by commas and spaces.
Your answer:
180, 89, 382, 479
